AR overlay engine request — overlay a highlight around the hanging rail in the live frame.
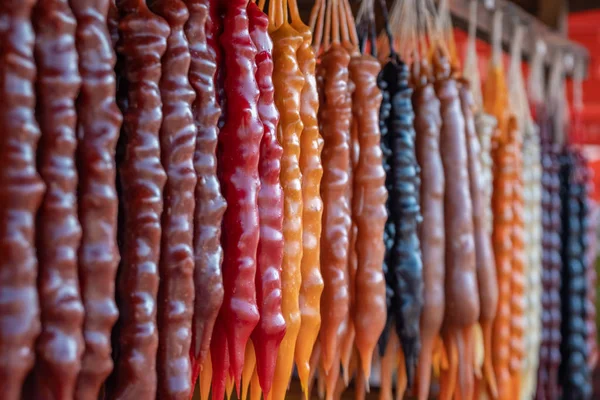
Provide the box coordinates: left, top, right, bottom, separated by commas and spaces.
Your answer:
448, 0, 589, 76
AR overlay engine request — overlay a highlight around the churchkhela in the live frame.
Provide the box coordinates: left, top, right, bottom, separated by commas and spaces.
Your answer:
0, 1, 597, 399
247, 1, 285, 395
110, 1, 168, 398
211, 0, 262, 396
30, 1, 84, 398
186, 0, 227, 382
291, 0, 325, 394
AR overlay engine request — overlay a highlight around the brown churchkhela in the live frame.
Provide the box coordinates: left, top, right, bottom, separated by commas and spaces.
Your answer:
71, 0, 122, 398
109, 1, 168, 398
184, 0, 227, 372
150, 0, 197, 398
460, 77, 499, 396
0, 1, 45, 399
31, 1, 84, 399
412, 59, 445, 400
434, 49, 479, 400
349, 49, 388, 384
317, 42, 352, 375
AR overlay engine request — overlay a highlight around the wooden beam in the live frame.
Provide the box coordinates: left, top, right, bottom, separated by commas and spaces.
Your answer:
448, 0, 589, 76
296, 0, 590, 76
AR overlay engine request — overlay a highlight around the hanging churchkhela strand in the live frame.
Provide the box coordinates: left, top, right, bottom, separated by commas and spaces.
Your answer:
0, 2, 46, 399
386, 0, 424, 389
149, 0, 197, 398
507, 23, 543, 400
339, 1, 359, 382
483, 10, 513, 400
502, 27, 527, 400
410, 3, 445, 399
248, 0, 285, 395
375, 0, 396, 362
462, 3, 498, 397
267, 0, 305, 397
185, 0, 227, 386
554, 53, 593, 399
109, 1, 168, 398
72, 0, 121, 397
423, 3, 479, 399
211, 0, 263, 396
350, 0, 387, 391
313, 0, 352, 383
30, 1, 84, 398
290, 0, 325, 392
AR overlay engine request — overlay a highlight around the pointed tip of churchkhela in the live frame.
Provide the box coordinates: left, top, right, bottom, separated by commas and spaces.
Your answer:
227, 326, 255, 394
296, 359, 311, 398
254, 335, 284, 396
211, 323, 229, 400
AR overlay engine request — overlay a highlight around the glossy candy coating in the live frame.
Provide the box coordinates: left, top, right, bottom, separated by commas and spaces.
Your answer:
248, 2, 285, 395
71, 0, 122, 398
349, 53, 388, 382
109, 1, 169, 398
0, 1, 46, 398
150, 0, 197, 398
535, 110, 562, 400
380, 55, 423, 386
184, 0, 227, 375
558, 148, 593, 400
317, 43, 352, 375
269, 20, 305, 400
412, 61, 444, 400
293, 16, 325, 395
31, 1, 84, 398
212, 0, 262, 394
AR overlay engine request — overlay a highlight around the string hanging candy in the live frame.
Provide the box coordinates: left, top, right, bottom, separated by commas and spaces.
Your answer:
310, 0, 352, 392
381, 0, 425, 391
462, 3, 499, 397
348, 0, 388, 393
534, 51, 563, 400
287, 0, 326, 394
210, 0, 263, 395
30, 1, 84, 398
247, 0, 285, 395
185, 0, 228, 386
510, 20, 544, 400
109, 1, 168, 398
505, 22, 527, 400
409, 1, 446, 398
265, 0, 306, 398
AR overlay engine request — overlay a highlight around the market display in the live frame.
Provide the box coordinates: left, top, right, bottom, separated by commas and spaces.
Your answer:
0, 1, 597, 399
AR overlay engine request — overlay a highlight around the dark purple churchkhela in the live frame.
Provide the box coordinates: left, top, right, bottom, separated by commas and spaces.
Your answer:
558, 146, 592, 400
378, 52, 423, 385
